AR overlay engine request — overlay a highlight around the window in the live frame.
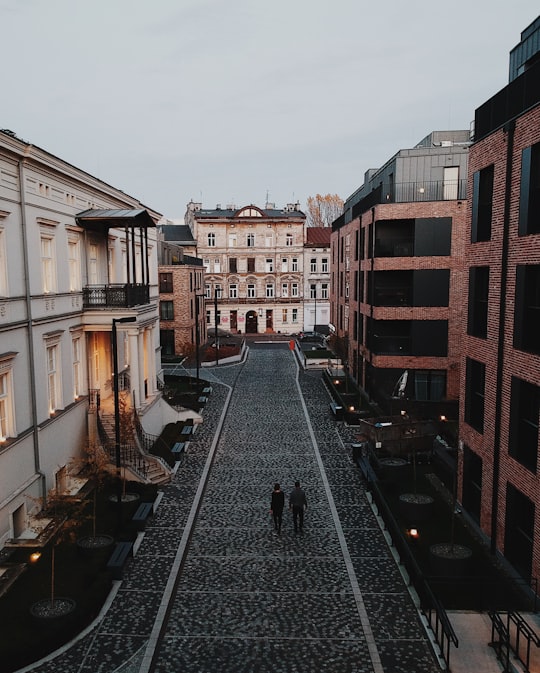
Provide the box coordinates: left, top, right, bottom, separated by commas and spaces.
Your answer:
229, 258, 237, 273
414, 371, 446, 401
229, 284, 238, 299
205, 284, 211, 299
291, 283, 299, 297
160, 330, 175, 356
471, 165, 494, 242
0, 362, 15, 441
265, 233, 273, 247
465, 357, 485, 433
208, 233, 216, 247
88, 243, 98, 285
282, 283, 288, 298
310, 258, 317, 273
266, 284, 274, 298
519, 142, 540, 235
203, 258, 210, 271
321, 283, 328, 299
247, 258, 255, 272
514, 264, 540, 354
282, 258, 288, 272
41, 235, 56, 293
509, 377, 539, 473
286, 233, 293, 247
321, 258, 328, 273
310, 284, 317, 299
159, 272, 173, 293
282, 309, 288, 323
72, 336, 82, 399
214, 258, 221, 273
247, 233, 255, 247
214, 284, 222, 298
467, 267, 489, 338
247, 284, 256, 298
265, 258, 274, 272
292, 308, 298, 323
229, 233, 237, 247
47, 343, 62, 414
160, 300, 174, 320
206, 310, 211, 324
292, 258, 298, 272
345, 283, 349, 298
505, 484, 534, 581
0, 228, 7, 296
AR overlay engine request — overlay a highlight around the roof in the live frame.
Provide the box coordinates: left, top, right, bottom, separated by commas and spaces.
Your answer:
160, 224, 197, 244
193, 204, 305, 220
75, 208, 156, 229
306, 227, 331, 246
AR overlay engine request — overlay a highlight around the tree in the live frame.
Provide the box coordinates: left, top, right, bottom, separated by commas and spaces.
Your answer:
305, 194, 344, 228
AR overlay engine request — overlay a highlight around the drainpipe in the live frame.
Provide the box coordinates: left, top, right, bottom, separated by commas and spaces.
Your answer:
18, 155, 47, 500
490, 119, 515, 555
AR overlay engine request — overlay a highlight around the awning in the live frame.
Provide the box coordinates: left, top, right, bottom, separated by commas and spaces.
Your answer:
75, 209, 156, 231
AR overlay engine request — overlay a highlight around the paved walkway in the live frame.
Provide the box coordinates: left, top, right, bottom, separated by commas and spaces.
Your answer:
16, 344, 535, 673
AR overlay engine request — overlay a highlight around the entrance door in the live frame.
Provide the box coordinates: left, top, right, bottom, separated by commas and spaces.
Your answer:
246, 310, 258, 333
443, 167, 459, 200
266, 309, 273, 332
230, 310, 238, 332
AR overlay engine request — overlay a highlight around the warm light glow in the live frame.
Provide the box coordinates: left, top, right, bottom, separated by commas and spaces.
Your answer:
29, 552, 42, 563
408, 528, 419, 539
0, 435, 5, 443
400, 410, 407, 416
440, 415, 447, 422
349, 406, 355, 411
334, 380, 340, 385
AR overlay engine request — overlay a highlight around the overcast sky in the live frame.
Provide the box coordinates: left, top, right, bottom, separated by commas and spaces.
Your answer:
1, 1, 538, 219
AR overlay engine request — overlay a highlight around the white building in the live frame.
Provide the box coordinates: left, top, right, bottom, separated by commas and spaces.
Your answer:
185, 202, 306, 335
0, 130, 166, 547
303, 227, 331, 333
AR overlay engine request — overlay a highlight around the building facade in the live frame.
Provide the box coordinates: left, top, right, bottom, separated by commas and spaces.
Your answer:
303, 227, 331, 333
185, 202, 306, 335
459, 16, 540, 584
331, 131, 470, 418
0, 130, 162, 547
157, 234, 206, 359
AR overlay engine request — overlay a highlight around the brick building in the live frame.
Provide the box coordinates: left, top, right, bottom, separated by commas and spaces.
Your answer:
157, 232, 206, 359
459, 16, 540, 584
185, 201, 306, 335
331, 131, 470, 419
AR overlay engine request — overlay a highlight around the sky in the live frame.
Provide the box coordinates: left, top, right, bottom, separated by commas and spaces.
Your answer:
1, 0, 538, 220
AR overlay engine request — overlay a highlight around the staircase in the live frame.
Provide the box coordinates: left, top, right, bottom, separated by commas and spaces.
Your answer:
98, 410, 172, 485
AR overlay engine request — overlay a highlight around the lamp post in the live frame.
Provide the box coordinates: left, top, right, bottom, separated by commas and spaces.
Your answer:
112, 316, 136, 508
194, 291, 205, 383
214, 287, 220, 367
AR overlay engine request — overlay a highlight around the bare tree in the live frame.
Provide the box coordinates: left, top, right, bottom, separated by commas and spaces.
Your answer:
305, 194, 344, 227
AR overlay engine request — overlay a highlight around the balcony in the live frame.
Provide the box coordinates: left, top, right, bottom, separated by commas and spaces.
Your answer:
83, 284, 150, 309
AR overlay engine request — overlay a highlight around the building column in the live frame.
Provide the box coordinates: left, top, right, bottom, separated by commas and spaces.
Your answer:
128, 329, 141, 408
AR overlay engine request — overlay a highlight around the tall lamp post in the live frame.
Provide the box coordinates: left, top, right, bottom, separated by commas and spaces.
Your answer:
194, 291, 205, 383
214, 287, 221, 367
112, 316, 136, 507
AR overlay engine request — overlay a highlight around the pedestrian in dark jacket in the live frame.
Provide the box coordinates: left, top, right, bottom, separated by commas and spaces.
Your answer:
289, 481, 307, 533
270, 483, 285, 534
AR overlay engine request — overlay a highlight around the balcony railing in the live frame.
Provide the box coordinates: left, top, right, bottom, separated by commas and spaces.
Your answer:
83, 283, 150, 309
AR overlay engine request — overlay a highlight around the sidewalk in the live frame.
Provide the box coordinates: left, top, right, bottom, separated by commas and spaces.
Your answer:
447, 610, 540, 673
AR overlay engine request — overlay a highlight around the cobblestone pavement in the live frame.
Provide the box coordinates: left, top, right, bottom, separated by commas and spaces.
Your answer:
19, 345, 440, 673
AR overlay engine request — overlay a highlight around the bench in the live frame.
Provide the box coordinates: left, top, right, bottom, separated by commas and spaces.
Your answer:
330, 401, 343, 420
172, 441, 186, 455
132, 502, 153, 531
202, 387, 212, 394
107, 541, 133, 580
181, 425, 193, 436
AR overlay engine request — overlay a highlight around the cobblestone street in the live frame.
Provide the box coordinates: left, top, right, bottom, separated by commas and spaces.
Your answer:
19, 344, 440, 673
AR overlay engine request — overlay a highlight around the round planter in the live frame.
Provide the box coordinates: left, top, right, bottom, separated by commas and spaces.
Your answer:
399, 493, 434, 523
30, 597, 76, 624
430, 543, 473, 577
379, 457, 407, 492
76, 534, 114, 558
108, 492, 140, 506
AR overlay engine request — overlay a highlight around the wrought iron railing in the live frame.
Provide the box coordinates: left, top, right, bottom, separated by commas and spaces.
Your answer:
96, 413, 149, 480
134, 409, 175, 469
83, 283, 150, 308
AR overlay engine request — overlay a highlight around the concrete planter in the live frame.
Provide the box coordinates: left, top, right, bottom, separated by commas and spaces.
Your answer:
399, 493, 434, 523
430, 543, 473, 577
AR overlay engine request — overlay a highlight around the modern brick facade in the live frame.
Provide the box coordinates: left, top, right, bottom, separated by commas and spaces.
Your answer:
331, 131, 469, 420
459, 16, 540, 584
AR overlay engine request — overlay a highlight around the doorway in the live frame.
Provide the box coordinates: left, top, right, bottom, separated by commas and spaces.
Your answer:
246, 310, 258, 333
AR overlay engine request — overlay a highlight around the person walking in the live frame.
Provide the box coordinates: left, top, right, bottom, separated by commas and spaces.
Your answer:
270, 483, 285, 534
289, 481, 307, 533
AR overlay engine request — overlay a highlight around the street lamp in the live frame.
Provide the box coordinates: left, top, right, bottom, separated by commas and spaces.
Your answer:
112, 316, 136, 508
194, 291, 204, 383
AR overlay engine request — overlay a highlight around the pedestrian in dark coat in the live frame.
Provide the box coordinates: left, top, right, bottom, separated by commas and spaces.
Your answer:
289, 481, 307, 532
270, 483, 285, 534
